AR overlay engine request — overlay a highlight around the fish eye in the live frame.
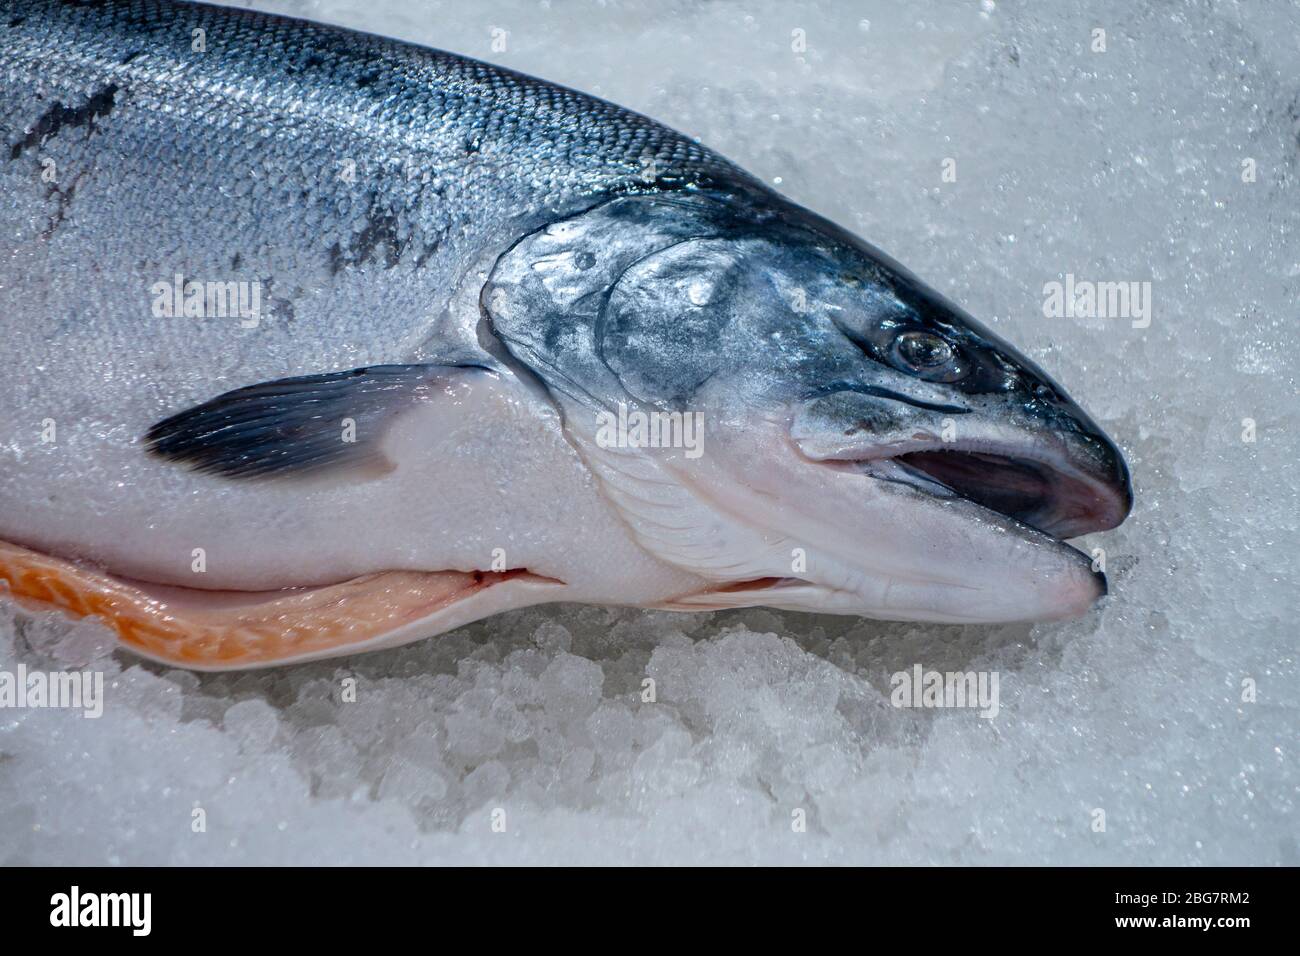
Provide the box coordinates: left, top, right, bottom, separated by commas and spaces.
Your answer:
890, 331, 966, 382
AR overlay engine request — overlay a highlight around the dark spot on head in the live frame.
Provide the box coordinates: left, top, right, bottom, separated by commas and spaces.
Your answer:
353, 207, 405, 269
414, 237, 442, 270
273, 290, 299, 325
328, 242, 345, 277
41, 170, 85, 239
267, 293, 295, 326
327, 198, 409, 273
10, 84, 119, 161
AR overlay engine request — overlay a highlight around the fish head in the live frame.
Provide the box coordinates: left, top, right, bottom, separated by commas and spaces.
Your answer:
485, 192, 1132, 623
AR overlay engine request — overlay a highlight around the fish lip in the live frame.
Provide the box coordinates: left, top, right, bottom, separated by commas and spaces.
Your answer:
827, 434, 1132, 541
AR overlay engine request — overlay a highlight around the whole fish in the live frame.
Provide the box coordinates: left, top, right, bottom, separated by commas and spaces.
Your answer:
0, 0, 1131, 669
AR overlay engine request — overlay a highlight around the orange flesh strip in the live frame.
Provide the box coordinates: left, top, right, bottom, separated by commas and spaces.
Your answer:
0, 538, 514, 666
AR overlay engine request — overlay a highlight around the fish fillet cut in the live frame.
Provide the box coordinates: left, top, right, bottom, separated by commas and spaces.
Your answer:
0, 538, 538, 668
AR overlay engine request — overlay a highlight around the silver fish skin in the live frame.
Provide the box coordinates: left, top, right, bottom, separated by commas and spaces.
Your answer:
0, 0, 1131, 668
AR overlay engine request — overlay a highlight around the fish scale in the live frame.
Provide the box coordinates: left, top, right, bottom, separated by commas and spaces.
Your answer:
0, 0, 754, 409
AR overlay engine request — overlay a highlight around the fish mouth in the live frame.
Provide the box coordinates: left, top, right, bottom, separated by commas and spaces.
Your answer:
848, 438, 1132, 541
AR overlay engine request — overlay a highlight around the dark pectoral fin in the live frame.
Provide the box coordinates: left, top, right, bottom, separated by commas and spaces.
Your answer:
144, 364, 488, 479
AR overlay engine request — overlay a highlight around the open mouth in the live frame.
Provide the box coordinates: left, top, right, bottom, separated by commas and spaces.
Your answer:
854, 444, 1131, 540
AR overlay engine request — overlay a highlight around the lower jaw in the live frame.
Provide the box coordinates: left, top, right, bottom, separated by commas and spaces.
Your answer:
659, 566, 1104, 625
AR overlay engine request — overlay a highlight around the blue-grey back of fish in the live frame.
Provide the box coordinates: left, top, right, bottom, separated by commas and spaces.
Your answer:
0, 0, 1131, 669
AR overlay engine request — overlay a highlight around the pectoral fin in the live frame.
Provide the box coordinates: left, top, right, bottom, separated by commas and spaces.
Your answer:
144, 364, 490, 479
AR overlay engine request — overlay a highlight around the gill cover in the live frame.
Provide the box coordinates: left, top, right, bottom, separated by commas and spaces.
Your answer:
483, 194, 801, 583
